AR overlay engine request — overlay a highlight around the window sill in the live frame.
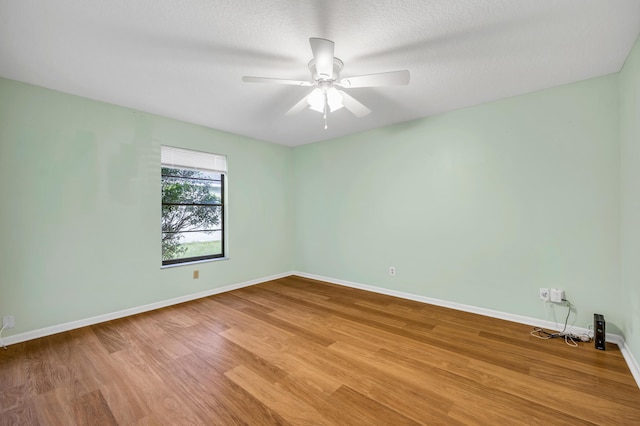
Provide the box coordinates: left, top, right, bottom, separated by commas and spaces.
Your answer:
161, 257, 229, 269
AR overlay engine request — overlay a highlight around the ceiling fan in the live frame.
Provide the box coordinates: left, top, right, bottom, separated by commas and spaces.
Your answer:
242, 37, 410, 129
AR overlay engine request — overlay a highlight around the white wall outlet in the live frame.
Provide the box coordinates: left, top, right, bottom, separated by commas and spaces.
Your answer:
389, 266, 396, 276
550, 288, 565, 303
2, 315, 15, 329
539, 288, 549, 301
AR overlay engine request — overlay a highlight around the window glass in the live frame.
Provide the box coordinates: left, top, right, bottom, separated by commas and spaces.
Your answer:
161, 149, 226, 266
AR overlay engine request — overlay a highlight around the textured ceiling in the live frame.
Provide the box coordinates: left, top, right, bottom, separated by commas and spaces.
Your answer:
1, 1, 639, 147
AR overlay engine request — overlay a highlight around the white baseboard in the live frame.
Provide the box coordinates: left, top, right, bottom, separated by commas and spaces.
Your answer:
292, 271, 640, 389
0, 271, 293, 347
4, 270, 638, 390
616, 337, 640, 389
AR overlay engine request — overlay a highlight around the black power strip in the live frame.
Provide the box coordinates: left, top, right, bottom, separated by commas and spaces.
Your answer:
594, 313, 606, 350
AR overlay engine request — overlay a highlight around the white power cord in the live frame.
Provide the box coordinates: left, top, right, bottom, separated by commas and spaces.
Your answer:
0, 323, 8, 349
530, 298, 591, 347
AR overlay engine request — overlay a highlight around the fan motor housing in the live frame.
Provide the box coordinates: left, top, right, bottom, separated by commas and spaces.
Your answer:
308, 58, 344, 81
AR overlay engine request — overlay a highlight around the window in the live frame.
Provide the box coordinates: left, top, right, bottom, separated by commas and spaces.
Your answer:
161, 146, 226, 266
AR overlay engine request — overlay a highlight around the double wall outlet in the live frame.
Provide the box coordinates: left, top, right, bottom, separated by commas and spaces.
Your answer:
539, 288, 550, 301
539, 288, 564, 303
389, 266, 396, 277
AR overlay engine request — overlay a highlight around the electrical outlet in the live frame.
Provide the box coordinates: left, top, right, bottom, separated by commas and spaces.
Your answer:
193, 270, 199, 279
389, 266, 396, 276
539, 288, 549, 301
550, 288, 565, 303
2, 315, 15, 329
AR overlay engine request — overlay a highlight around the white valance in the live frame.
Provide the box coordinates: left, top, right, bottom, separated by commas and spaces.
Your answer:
161, 145, 227, 173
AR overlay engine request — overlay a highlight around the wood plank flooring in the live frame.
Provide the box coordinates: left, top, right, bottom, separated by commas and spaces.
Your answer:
1, 275, 639, 425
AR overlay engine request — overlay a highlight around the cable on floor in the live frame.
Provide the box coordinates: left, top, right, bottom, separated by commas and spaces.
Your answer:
530, 299, 590, 347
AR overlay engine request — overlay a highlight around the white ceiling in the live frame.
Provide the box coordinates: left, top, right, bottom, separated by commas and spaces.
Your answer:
1, 1, 639, 147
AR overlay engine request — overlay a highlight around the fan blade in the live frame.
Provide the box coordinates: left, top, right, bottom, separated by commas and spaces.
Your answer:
242, 76, 312, 86
339, 90, 371, 118
338, 70, 410, 88
309, 38, 335, 79
285, 91, 314, 116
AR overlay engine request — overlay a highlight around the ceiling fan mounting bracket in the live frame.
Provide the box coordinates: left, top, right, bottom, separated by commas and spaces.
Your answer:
308, 58, 344, 82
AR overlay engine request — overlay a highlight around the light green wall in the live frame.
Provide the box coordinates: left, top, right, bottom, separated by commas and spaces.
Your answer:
621, 35, 640, 363
0, 48, 635, 361
294, 75, 621, 333
0, 77, 293, 337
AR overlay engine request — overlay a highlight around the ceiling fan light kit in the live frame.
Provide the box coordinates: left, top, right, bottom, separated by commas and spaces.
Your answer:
242, 37, 410, 129
308, 85, 343, 113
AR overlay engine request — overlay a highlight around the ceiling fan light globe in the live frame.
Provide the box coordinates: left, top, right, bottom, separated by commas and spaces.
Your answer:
326, 87, 343, 111
307, 88, 325, 111
309, 103, 325, 113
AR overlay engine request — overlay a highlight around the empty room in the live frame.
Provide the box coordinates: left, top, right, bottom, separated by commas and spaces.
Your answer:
1, 0, 640, 424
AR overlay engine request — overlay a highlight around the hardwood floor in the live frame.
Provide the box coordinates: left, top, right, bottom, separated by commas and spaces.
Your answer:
1, 275, 639, 425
